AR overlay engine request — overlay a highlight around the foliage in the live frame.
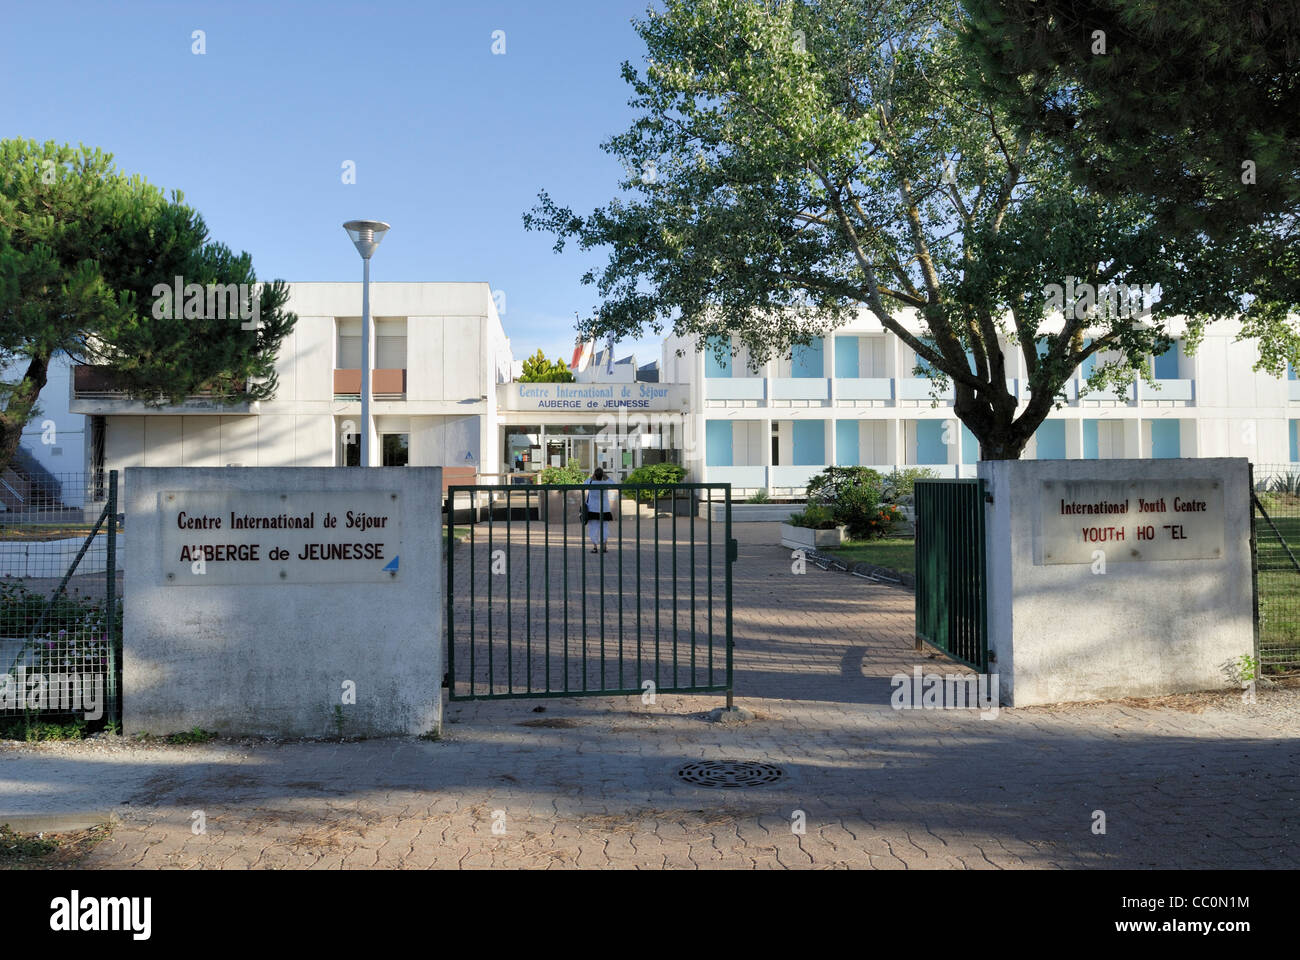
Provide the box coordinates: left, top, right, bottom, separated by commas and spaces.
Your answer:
959, 1, 1300, 377
525, 0, 1294, 460
538, 459, 589, 484
1269, 472, 1300, 496
806, 467, 886, 506
0, 139, 297, 470
518, 348, 575, 382
787, 504, 840, 529
0, 580, 118, 682
625, 462, 687, 500
806, 466, 901, 538
745, 488, 772, 503
0, 715, 88, 741
882, 468, 938, 504
164, 727, 218, 745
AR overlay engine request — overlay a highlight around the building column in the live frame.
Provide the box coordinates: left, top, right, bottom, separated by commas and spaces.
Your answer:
826, 418, 836, 467
1123, 418, 1143, 458
1065, 418, 1084, 459
886, 417, 903, 468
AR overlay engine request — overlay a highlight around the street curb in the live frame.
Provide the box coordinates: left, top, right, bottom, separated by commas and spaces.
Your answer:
0, 811, 116, 834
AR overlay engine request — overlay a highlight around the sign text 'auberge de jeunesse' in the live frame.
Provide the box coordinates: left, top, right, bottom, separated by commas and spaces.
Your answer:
1039, 479, 1225, 564
161, 491, 402, 585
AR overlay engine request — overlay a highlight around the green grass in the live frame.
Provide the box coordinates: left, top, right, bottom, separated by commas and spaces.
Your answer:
825, 537, 915, 576
1256, 510, 1300, 668
0, 523, 106, 542
0, 716, 88, 742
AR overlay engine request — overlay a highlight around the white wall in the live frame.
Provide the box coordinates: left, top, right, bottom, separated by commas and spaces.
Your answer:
980, 458, 1253, 706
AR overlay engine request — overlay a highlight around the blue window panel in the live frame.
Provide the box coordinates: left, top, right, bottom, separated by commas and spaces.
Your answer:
705, 420, 733, 467
833, 336, 859, 378
835, 420, 859, 466
1079, 338, 1096, 379
704, 336, 730, 378
1288, 363, 1297, 381
1150, 420, 1180, 459
914, 339, 937, 377
1082, 419, 1099, 459
1036, 419, 1066, 459
965, 348, 976, 375
1035, 337, 1051, 360
792, 420, 825, 465
792, 338, 825, 378
1153, 343, 1180, 379
916, 421, 948, 465
961, 424, 979, 464
1290, 420, 1298, 462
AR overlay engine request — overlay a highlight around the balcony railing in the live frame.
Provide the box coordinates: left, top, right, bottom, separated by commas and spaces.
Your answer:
71, 365, 247, 404
333, 368, 407, 400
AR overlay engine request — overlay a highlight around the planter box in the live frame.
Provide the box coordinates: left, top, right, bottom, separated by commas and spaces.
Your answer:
540, 490, 623, 526
698, 501, 806, 523
780, 523, 847, 550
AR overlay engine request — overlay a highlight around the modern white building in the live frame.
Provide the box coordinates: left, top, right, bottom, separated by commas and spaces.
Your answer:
72, 283, 513, 479
45, 287, 1300, 499
665, 311, 1300, 497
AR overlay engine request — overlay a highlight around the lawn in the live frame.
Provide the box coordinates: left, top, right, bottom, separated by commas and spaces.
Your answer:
1255, 505, 1300, 669
825, 537, 915, 576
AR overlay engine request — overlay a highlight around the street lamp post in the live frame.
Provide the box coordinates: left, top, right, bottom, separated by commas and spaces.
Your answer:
342, 220, 390, 467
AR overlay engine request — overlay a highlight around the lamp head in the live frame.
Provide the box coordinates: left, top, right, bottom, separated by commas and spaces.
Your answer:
342, 219, 391, 259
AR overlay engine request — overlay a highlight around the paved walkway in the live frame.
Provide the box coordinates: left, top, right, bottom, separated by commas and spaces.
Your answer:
2, 521, 1297, 868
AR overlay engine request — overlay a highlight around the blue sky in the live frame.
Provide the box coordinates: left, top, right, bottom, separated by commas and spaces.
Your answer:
0, 0, 660, 367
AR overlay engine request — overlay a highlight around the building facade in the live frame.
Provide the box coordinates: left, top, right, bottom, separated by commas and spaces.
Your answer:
666, 312, 1300, 496
72, 283, 512, 478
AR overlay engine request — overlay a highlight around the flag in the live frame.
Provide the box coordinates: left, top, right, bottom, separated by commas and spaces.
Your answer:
570, 338, 595, 372
605, 335, 616, 375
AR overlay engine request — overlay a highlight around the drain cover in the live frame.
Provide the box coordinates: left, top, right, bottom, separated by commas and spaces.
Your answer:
675, 760, 785, 788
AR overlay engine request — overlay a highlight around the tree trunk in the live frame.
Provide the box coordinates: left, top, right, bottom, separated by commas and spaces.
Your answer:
0, 352, 50, 473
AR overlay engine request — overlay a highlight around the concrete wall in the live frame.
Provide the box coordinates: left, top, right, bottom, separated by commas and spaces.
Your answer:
980, 457, 1253, 706
124, 466, 442, 738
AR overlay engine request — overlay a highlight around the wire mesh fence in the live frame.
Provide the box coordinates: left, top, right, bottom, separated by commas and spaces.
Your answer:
1252, 463, 1300, 672
0, 470, 121, 734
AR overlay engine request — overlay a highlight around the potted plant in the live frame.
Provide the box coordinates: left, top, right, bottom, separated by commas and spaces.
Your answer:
624, 462, 690, 516
779, 504, 847, 549
538, 460, 590, 525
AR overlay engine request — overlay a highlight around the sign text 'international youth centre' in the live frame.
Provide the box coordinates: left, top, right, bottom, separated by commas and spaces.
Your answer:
160, 490, 403, 585
1039, 478, 1225, 564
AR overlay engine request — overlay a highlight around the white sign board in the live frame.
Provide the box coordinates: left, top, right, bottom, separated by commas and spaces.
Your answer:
161, 490, 402, 585
1039, 478, 1224, 564
503, 382, 687, 411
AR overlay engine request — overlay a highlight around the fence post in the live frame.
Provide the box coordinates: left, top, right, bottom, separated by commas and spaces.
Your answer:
106, 470, 119, 725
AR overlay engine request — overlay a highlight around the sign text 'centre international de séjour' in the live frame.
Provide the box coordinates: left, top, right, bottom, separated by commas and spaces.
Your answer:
160, 490, 403, 585
1038, 478, 1225, 564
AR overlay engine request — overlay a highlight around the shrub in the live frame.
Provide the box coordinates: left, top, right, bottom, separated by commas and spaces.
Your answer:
787, 504, 839, 530
538, 459, 588, 485
804, 466, 902, 539
625, 462, 686, 501
882, 467, 937, 504
745, 489, 772, 504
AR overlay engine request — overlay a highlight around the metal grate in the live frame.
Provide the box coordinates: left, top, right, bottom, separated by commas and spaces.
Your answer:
675, 760, 785, 788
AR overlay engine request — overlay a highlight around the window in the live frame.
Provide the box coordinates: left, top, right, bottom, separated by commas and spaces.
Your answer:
382, 434, 410, 467
337, 319, 361, 369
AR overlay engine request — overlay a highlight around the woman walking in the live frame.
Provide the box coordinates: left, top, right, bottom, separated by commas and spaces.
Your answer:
584, 468, 615, 553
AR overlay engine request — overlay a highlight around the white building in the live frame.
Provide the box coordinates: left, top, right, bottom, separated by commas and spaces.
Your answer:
54, 287, 1300, 497
665, 312, 1300, 497
73, 283, 512, 479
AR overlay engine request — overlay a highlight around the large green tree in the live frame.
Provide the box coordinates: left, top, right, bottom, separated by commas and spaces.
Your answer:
525, 0, 1296, 459
0, 140, 296, 470
959, 0, 1300, 372
518, 348, 576, 382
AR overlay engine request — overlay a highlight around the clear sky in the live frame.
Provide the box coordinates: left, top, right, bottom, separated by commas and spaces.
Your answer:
0, 0, 660, 368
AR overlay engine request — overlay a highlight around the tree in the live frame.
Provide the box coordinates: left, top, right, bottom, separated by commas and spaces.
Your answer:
0, 140, 296, 470
525, 0, 1294, 459
518, 348, 575, 382
959, 0, 1300, 372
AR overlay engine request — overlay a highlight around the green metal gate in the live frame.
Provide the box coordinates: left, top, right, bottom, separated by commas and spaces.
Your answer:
445, 482, 735, 703
913, 478, 989, 672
